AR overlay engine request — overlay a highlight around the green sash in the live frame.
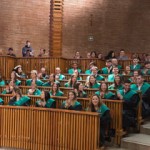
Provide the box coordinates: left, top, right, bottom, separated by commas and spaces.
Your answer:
14, 96, 30, 106
50, 90, 64, 96
0, 98, 4, 105
95, 91, 115, 99
33, 89, 42, 96
92, 82, 100, 88
26, 79, 43, 86
85, 69, 92, 75
97, 104, 109, 117
0, 80, 5, 86
62, 100, 81, 109
68, 68, 81, 75
130, 64, 141, 70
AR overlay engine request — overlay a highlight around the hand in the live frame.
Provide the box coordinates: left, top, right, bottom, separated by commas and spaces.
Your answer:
65, 99, 71, 108
100, 92, 104, 98
117, 93, 123, 100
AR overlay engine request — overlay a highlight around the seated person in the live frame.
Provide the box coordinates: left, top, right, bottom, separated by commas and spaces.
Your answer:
1, 81, 14, 94
111, 58, 122, 70
37, 67, 49, 80
0, 97, 4, 105
86, 95, 111, 146
73, 51, 82, 59
0, 73, 5, 86
7, 47, 16, 57
130, 75, 150, 118
107, 67, 121, 82
85, 75, 100, 89
85, 61, 96, 75
8, 87, 30, 106
64, 75, 78, 88
86, 66, 104, 81
27, 82, 42, 96
68, 62, 81, 75
101, 60, 113, 74
26, 70, 43, 86
73, 70, 82, 80
50, 82, 64, 96
43, 73, 59, 87
122, 65, 133, 76
55, 67, 65, 80
73, 82, 87, 98
13, 65, 26, 78
141, 61, 150, 75
117, 80, 139, 130
36, 90, 56, 108
61, 91, 82, 110
9, 71, 21, 86
117, 49, 129, 60
95, 82, 116, 99
129, 70, 140, 83
108, 75, 124, 90
130, 57, 141, 71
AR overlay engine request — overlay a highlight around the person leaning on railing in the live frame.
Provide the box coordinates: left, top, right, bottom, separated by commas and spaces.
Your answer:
86, 94, 111, 147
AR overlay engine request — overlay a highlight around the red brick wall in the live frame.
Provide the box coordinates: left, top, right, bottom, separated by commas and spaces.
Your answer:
0, 0, 50, 56
62, 0, 150, 58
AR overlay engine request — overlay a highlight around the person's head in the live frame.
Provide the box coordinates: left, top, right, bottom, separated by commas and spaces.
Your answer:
72, 62, 78, 69
133, 70, 140, 77
49, 73, 55, 82
75, 51, 80, 57
88, 62, 96, 69
26, 40, 31, 47
114, 75, 122, 85
52, 82, 59, 92
8, 47, 13, 54
123, 80, 131, 92
107, 50, 115, 58
133, 58, 139, 65
87, 95, 102, 112
91, 66, 98, 75
120, 49, 125, 57
111, 58, 118, 66
125, 65, 131, 72
99, 82, 108, 92
136, 75, 144, 85
112, 67, 119, 75
70, 75, 77, 83
55, 67, 61, 74
68, 91, 77, 101
90, 51, 97, 58
89, 75, 96, 84
13, 87, 22, 97
144, 61, 150, 69
41, 67, 46, 74
41, 90, 50, 102
87, 52, 91, 58
74, 82, 84, 91
31, 70, 37, 79
106, 60, 112, 68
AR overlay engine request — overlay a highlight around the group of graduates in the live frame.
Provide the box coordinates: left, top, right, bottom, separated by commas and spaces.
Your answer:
0, 57, 150, 147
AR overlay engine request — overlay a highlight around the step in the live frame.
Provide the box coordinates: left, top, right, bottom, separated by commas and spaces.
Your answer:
141, 122, 150, 135
121, 134, 150, 150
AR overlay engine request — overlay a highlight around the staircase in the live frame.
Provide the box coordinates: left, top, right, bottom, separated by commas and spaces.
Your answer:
121, 121, 150, 150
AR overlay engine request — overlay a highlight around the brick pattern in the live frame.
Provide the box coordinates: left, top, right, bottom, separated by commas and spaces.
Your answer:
62, 0, 150, 58
0, 0, 50, 56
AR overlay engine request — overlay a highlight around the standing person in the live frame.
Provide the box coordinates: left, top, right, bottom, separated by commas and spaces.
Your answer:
74, 51, 82, 59
105, 50, 116, 60
61, 91, 82, 110
87, 95, 111, 146
22, 40, 33, 57
118, 49, 129, 60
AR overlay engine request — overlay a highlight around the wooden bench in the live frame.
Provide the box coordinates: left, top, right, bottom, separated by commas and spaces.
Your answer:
0, 106, 100, 150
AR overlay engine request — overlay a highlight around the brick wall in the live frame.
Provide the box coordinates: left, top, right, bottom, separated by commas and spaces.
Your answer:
62, 0, 150, 58
0, 0, 50, 56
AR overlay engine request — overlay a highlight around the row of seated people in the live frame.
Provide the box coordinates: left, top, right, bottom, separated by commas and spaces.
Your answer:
0, 80, 141, 146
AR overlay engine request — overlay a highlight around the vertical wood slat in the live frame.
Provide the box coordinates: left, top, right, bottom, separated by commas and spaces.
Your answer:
0, 106, 100, 150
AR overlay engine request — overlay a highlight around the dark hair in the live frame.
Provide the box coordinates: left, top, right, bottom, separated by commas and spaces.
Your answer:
26, 40, 30, 43
8, 47, 13, 51
51, 82, 59, 94
44, 90, 50, 102
123, 79, 131, 84
114, 76, 123, 88
90, 51, 97, 58
49, 73, 56, 82
68, 75, 77, 87
99, 82, 108, 93
13, 87, 22, 97
105, 50, 115, 59
89, 75, 96, 88
144, 61, 150, 65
